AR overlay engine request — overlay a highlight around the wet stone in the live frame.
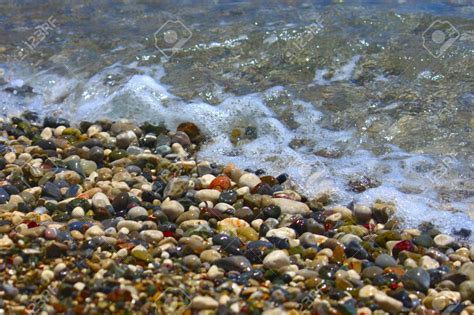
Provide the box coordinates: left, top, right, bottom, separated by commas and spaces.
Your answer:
215, 256, 252, 273
36, 139, 57, 150
112, 192, 129, 211
177, 122, 202, 143
212, 234, 241, 248
0, 188, 10, 204
345, 241, 369, 260
42, 182, 62, 200
362, 266, 384, 280
262, 205, 281, 219
234, 207, 254, 221
402, 267, 430, 292
218, 190, 238, 204
44, 117, 70, 128
413, 234, 433, 247
127, 206, 148, 220
375, 253, 398, 268
164, 177, 189, 199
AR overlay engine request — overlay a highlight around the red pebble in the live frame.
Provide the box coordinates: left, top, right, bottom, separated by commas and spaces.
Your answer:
208, 175, 231, 192
363, 223, 376, 232
26, 220, 38, 228
392, 240, 414, 257
324, 223, 333, 231
163, 231, 174, 237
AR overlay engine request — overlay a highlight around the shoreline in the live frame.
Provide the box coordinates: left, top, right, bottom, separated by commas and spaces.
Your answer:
0, 113, 473, 314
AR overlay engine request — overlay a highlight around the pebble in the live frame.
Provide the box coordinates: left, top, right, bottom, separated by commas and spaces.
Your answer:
0, 188, 10, 204
266, 227, 296, 240
353, 204, 372, 222
433, 234, 455, 247
215, 256, 252, 273
140, 230, 164, 242
217, 217, 249, 234
41, 269, 55, 282
207, 265, 224, 280
200, 249, 221, 262
263, 250, 290, 269
163, 177, 189, 198
161, 198, 185, 221
419, 255, 440, 270
183, 254, 201, 270
71, 206, 85, 218
53, 263, 66, 275
359, 285, 378, 298
127, 206, 148, 220
116, 130, 137, 149
374, 292, 403, 313
195, 189, 221, 203
117, 220, 142, 232
459, 280, 474, 301
238, 173, 261, 189
402, 267, 430, 292
375, 253, 398, 268
271, 198, 311, 215
92, 192, 110, 208
191, 296, 218, 310
460, 262, 474, 280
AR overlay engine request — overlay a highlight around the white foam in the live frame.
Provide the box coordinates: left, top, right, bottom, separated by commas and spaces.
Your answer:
314, 55, 361, 84
3, 62, 473, 241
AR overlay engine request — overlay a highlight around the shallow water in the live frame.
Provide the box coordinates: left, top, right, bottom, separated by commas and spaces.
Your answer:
0, 0, 473, 239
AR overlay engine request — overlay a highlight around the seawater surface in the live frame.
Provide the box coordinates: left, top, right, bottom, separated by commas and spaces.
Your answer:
0, 0, 473, 240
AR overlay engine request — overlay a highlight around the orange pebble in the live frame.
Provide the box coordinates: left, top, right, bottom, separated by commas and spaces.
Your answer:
384, 266, 405, 276
209, 175, 231, 191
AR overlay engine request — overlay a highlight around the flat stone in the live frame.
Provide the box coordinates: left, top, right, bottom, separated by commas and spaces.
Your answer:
85, 225, 105, 238
215, 256, 252, 273
117, 220, 142, 232
374, 292, 403, 313
195, 189, 221, 203
200, 249, 221, 263
140, 230, 164, 242
238, 173, 261, 189
266, 227, 296, 240
191, 296, 218, 310
433, 234, 455, 247
271, 198, 311, 215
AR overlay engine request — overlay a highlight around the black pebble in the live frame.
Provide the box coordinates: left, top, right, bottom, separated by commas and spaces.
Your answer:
276, 173, 289, 184
0, 188, 10, 204
44, 117, 70, 128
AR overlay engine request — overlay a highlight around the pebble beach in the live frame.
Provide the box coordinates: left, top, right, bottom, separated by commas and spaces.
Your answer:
0, 113, 473, 314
